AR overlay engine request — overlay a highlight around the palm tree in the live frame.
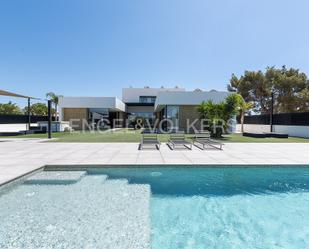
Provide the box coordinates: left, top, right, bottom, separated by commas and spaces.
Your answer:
46, 92, 61, 120
235, 95, 254, 133
196, 101, 210, 120
197, 94, 253, 136
239, 101, 254, 133
224, 93, 254, 133
197, 100, 234, 137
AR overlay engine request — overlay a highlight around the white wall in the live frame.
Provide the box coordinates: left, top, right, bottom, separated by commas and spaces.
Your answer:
274, 125, 309, 138
236, 124, 309, 138
115, 98, 126, 112
122, 87, 185, 103
0, 123, 37, 132
155, 91, 230, 111
59, 97, 124, 109
236, 124, 270, 133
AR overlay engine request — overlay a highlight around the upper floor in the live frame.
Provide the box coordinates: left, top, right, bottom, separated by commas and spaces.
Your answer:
122, 86, 185, 104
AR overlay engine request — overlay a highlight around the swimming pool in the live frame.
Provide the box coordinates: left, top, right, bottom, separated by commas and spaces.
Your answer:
1, 166, 309, 249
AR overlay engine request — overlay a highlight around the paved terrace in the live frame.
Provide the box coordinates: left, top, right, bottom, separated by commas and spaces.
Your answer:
1, 139, 309, 185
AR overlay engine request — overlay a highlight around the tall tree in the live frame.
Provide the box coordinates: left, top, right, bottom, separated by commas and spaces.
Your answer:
228, 70, 271, 113
0, 101, 22, 114
299, 88, 309, 110
265, 66, 309, 113
228, 66, 309, 114
24, 103, 53, 116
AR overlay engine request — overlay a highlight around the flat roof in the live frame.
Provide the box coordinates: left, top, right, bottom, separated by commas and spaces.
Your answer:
122, 87, 186, 103
58, 96, 126, 112
154, 91, 230, 111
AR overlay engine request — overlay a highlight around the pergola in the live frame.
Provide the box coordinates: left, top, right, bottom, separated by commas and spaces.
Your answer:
0, 89, 39, 100
0, 90, 48, 135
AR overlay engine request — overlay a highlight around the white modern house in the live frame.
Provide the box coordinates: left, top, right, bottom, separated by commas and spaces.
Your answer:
58, 97, 126, 130
58, 87, 230, 131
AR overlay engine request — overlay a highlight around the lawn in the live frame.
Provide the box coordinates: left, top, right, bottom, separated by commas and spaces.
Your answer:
1, 129, 309, 143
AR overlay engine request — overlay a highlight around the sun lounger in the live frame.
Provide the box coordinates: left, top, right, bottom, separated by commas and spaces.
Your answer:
167, 132, 192, 150
140, 132, 161, 150
193, 131, 223, 150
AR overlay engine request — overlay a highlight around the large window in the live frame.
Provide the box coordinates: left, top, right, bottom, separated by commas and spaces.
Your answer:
88, 108, 110, 129
127, 112, 156, 127
139, 96, 156, 104
166, 106, 179, 130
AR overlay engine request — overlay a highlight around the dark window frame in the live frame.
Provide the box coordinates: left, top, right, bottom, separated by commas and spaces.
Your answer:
139, 96, 157, 104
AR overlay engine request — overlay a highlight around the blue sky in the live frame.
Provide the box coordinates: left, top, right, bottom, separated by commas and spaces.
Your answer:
1, 0, 309, 106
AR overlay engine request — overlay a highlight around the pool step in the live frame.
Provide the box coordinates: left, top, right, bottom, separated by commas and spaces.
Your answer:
1, 173, 151, 249
64, 174, 151, 248
96, 181, 151, 249
24, 171, 87, 185
102, 178, 129, 185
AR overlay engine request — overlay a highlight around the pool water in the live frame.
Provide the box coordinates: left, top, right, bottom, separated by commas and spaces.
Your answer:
1, 167, 309, 249
92, 167, 309, 249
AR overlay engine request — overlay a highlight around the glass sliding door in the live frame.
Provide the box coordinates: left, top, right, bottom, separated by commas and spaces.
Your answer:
127, 112, 156, 127
166, 105, 179, 131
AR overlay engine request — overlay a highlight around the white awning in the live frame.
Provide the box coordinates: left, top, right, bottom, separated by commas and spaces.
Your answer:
154, 91, 230, 111
58, 97, 126, 112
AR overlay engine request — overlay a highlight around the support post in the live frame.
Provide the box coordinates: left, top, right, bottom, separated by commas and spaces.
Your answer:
48, 100, 52, 139
270, 92, 274, 133
27, 98, 31, 130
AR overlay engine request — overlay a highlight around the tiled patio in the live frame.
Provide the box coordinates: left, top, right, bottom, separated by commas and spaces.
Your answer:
1, 138, 309, 185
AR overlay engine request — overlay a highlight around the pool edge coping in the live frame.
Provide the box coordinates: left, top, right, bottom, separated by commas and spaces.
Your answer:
1, 163, 309, 188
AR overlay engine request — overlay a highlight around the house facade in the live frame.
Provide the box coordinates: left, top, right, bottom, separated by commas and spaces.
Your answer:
58, 87, 230, 132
